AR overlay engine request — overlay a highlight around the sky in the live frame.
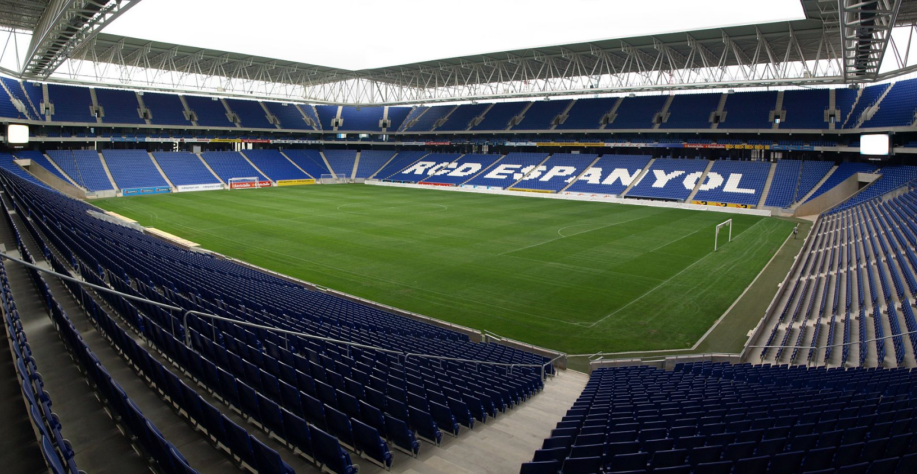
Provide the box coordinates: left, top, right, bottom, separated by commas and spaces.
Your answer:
102, 0, 806, 71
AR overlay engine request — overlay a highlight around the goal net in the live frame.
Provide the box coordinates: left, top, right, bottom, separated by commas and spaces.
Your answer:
228, 177, 262, 189
715, 219, 733, 251
320, 173, 349, 184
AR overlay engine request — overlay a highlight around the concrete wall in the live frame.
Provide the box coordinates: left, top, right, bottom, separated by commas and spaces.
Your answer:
21, 161, 87, 199
794, 172, 879, 217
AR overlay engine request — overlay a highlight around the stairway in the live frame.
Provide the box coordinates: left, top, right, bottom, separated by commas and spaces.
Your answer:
653, 95, 675, 130
792, 165, 838, 209
279, 151, 314, 179
507, 155, 552, 189
558, 156, 601, 193
238, 151, 273, 183
757, 162, 778, 208
196, 153, 225, 184
685, 160, 715, 202
318, 151, 337, 178
351, 151, 361, 179
148, 152, 175, 189
619, 158, 655, 197
0, 210, 149, 473
97, 152, 120, 191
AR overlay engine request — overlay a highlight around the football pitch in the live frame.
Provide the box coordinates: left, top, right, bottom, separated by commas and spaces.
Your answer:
94, 185, 795, 356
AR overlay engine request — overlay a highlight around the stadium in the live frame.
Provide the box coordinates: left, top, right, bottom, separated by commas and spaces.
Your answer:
1, 0, 917, 473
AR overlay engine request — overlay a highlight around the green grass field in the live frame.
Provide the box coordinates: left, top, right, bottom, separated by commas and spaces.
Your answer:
94, 185, 795, 355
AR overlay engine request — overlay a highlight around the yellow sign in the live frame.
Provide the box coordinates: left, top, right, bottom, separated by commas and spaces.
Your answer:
692, 200, 754, 209
277, 179, 316, 186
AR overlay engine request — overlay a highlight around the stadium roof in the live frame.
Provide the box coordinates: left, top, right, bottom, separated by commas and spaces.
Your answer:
1, 0, 917, 105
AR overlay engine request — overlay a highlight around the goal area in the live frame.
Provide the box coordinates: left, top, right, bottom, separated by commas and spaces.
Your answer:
228, 177, 263, 189
715, 219, 733, 251
320, 174, 350, 184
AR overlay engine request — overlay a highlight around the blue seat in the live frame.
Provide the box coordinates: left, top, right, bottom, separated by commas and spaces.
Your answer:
337, 389, 361, 420
520, 460, 561, 474
608, 452, 647, 472
198, 400, 227, 446
771, 450, 804, 473
689, 446, 722, 466
237, 381, 261, 424
836, 462, 869, 474
258, 393, 285, 438
694, 460, 732, 474
223, 415, 256, 468
41, 435, 66, 474
311, 425, 357, 474
563, 456, 602, 474
352, 418, 393, 469
359, 400, 387, 439
279, 380, 302, 417
325, 404, 355, 449
651, 449, 687, 469
302, 392, 327, 430
169, 446, 197, 474
250, 435, 295, 474
280, 407, 313, 460
429, 401, 460, 437
733, 455, 769, 474
802, 446, 837, 472
384, 414, 420, 457
408, 406, 442, 445
534, 447, 568, 463
868, 457, 900, 474
447, 397, 475, 429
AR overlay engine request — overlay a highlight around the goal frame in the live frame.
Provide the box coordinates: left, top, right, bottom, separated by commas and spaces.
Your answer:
320, 173, 349, 184
228, 177, 261, 189
715, 219, 733, 252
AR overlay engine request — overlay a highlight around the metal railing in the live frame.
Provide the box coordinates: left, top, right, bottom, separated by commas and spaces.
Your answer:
0, 252, 557, 380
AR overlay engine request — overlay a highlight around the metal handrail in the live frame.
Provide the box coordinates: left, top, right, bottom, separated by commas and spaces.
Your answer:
746, 327, 917, 350
0, 252, 554, 379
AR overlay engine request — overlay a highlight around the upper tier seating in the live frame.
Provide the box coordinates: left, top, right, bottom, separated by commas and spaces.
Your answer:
862, 79, 917, 128
421, 154, 503, 186
46, 150, 114, 191
404, 105, 455, 132
152, 152, 222, 186
242, 149, 310, 181
436, 103, 490, 131
555, 98, 619, 130
807, 162, 878, 203
386, 107, 412, 131
845, 84, 891, 128
526, 363, 917, 474
224, 98, 275, 129
0, 78, 30, 120
22, 82, 43, 118
607, 96, 668, 129
782, 89, 830, 129
0, 77, 36, 119
470, 102, 529, 131
281, 149, 332, 178
95, 88, 145, 124
660, 93, 720, 129
764, 160, 803, 208
396, 107, 427, 132
102, 149, 169, 189
626, 158, 710, 201
184, 96, 234, 128
315, 105, 339, 130
511, 154, 596, 192
263, 102, 314, 130
338, 106, 384, 131
721, 91, 777, 129
565, 155, 653, 196
463, 153, 550, 189
374, 151, 428, 179
199, 151, 267, 182
323, 150, 358, 178
13, 150, 73, 185
512, 100, 573, 130
47, 84, 94, 123
353, 150, 395, 179
692, 160, 771, 206
835, 88, 858, 125
386, 153, 462, 183
301, 105, 323, 131
142, 92, 193, 126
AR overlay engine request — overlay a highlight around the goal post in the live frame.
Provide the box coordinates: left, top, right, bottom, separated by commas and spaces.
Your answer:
320, 173, 348, 184
228, 177, 260, 189
715, 219, 733, 251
